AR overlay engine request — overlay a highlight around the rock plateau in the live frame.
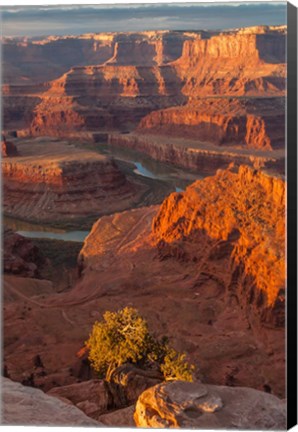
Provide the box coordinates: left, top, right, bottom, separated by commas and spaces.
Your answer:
2, 137, 147, 227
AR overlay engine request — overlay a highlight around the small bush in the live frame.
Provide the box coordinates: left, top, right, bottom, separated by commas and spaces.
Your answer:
85, 306, 195, 382
160, 347, 195, 382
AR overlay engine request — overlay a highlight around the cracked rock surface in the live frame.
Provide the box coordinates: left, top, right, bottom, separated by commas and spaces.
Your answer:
134, 380, 286, 429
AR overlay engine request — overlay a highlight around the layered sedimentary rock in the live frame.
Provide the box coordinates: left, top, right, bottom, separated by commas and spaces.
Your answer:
173, 26, 286, 97
28, 65, 184, 136
134, 381, 286, 429
5, 26, 285, 140
75, 164, 285, 395
3, 166, 285, 399
2, 31, 186, 85
3, 31, 186, 135
108, 132, 284, 175
138, 97, 285, 150
153, 165, 285, 325
2, 138, 139, 226
2, 34, 114, 85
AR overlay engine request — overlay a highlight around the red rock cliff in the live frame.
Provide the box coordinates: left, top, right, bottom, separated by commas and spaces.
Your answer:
22, 26, 285, 137
152, 165, 285, 323
174, 26, 286, 96
138, 97, 285, 150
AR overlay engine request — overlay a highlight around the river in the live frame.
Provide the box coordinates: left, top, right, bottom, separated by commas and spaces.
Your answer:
4, 145, 202, 242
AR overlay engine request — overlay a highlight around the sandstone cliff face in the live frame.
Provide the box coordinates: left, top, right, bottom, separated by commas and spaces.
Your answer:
12, 26, 285, 139
105, 31, 186, 66
3, 30, 186, 135
2, 31, 186, 85
134, 381, 286, 429
2, 139, 139, 226
108, 132, 284, 175
74, 165, 285, 396
174, 27, 286, 97
138, 97, 285, 150
2, 94, 42, 132
152, 165, 285, 325
28, 64, 184, 136
2, 35, 114, 85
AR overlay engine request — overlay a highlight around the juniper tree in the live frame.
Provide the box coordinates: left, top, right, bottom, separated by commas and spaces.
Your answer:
86, 306, 195, 382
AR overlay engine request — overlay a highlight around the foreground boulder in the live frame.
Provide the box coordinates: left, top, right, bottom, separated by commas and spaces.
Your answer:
1, 378, 101, 426
47, 379, 109, 420
134, 381, 286, 429
98, 405, 136, 427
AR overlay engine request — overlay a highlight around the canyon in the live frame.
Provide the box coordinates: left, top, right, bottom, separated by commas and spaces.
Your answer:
3, 166, 285, 407
2, 26, 286, 177
2, 138, 136, 227
2, 24, 286, 428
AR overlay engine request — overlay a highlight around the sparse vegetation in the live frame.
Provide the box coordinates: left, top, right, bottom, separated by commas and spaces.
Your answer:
86, 306, 195, 382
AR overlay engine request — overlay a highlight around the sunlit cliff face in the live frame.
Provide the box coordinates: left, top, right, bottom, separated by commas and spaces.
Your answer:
2, 26, 285, 139
153, 165, 285, 307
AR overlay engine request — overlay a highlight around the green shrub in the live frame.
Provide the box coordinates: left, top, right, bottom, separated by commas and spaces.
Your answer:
85, 306, 195, 382
160, 347, 195, 382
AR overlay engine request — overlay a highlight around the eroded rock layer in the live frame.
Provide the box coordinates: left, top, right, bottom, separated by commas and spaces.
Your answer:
2, 138, 140, 226
2, 31, 186, 85
108, 132, 285, 175
173, 26, 286, 97
3, 168, 285, 400
153, 165, 285, 324
138, 97, 285, 150
134, 381, 286, 429
4, 26, 285, 144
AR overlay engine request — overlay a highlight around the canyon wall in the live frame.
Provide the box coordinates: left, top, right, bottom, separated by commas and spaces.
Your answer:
137, 97, 285, 150
3, 26, 285, 143
174, 27, 285, 96
108, 133, 284, 174
2, 31, 186, 85
28, 65, 184, 136
2, 140, 140, 227
76, 164, 285, 395
152, 165, 285, 326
